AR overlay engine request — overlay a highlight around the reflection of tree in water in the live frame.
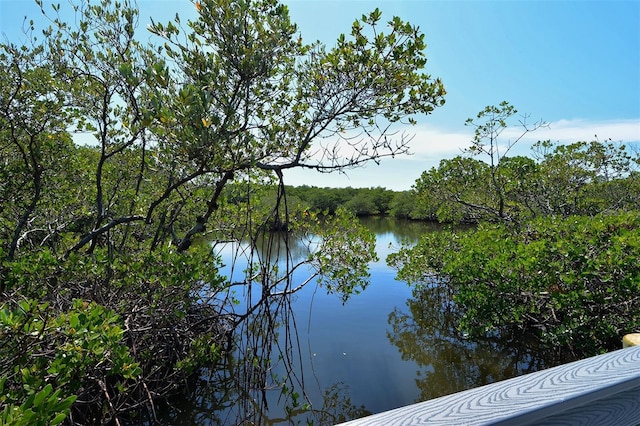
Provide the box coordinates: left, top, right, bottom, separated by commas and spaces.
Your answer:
158, 213, 372, 424
387, 284, 573, 402
359, 217, 475, 255
158, 292, 369, 425
359, 216, 445, 242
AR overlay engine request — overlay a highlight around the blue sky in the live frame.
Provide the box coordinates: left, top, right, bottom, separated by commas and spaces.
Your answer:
2, 0, 639, 190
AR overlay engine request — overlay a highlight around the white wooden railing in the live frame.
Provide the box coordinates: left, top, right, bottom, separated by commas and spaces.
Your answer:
338, 343, 640, 426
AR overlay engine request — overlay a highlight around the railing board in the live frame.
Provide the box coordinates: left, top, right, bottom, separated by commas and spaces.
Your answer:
534, 385, 640, 426
338, 345, 640, 426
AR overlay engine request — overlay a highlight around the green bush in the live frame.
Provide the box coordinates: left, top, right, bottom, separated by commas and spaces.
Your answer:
389, 212, 640, 356
0, 298, 136, 424
1, 246, 226, 423
0, 382, 76, 426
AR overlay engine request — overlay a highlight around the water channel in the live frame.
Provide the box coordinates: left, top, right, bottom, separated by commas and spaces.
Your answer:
160, 217, 570, 425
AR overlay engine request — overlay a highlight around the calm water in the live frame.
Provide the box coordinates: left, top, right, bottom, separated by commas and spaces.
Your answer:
159, 217, 566, 425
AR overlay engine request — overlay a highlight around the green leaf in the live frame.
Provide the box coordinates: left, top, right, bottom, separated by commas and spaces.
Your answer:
54, 395, 77, 412
32, 384, 52, 407
50, 412, 67, 425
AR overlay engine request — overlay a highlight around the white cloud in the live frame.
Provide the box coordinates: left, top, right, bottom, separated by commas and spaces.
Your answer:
512, 118, 640, 145
405, 117, 640, 162
404, 127, 472, 159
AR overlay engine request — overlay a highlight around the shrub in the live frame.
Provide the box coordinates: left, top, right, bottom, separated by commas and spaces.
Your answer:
389, 212, 640, 356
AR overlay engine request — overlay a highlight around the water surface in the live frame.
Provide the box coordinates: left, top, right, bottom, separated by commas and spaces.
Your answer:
160, 217, 565, 424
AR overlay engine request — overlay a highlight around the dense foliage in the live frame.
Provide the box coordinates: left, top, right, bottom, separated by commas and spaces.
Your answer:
412, 141, 639, 223
390, 103, 640, 358
0, 0, 444, 422
389, 212, 640, 356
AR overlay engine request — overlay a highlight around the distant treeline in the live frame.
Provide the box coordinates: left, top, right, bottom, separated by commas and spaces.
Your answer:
283, 185, 413, 218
